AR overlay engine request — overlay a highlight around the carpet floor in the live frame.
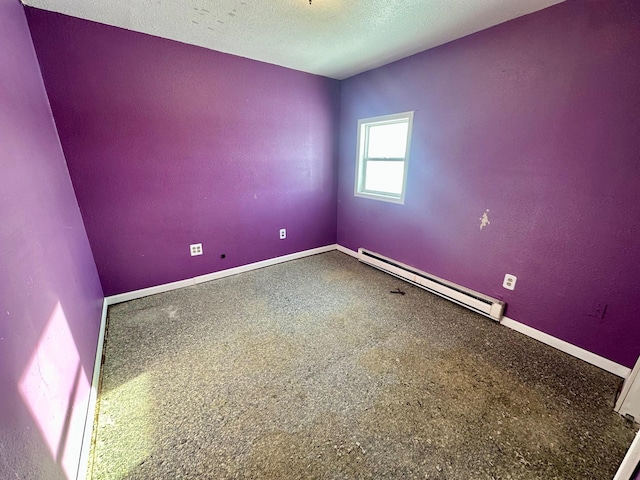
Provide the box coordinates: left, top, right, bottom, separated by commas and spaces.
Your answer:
89, 251, 637, 479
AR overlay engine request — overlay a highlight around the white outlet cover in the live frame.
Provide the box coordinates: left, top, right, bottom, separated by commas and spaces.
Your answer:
279, 229, 286, 239
190, 243, 203, 256
503, 274, 517, 290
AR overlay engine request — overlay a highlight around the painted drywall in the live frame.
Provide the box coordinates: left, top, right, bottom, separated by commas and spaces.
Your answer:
337, 0, 640, 368
20, 0, 638, 370
25, 9, 340, 297
0, 1, 104, 478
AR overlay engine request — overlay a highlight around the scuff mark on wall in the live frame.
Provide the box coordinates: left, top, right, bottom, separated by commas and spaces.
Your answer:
479, 209, 490, 230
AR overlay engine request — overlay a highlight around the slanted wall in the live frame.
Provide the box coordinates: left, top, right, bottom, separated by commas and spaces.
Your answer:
0, 0, 103, 478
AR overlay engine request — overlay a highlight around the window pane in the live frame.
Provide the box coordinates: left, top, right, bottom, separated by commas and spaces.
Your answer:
364, 161, 404, 195
367, 122, 408, 158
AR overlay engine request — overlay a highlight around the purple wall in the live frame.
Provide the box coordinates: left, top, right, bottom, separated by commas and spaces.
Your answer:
337, 0, 640, 368
20, 1, 639, 370
0, 1, 103, 478
25, 9, 340, 297
3, 0, 637, 476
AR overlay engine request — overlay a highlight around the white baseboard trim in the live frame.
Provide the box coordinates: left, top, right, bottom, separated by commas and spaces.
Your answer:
336, 244, 358, 257
106, 244, 338, 305
76, 298, 109, 480
106, 278, 196, 305
501, 316, 631, 378
614, 428, 640, 480
193, 245, 337, 285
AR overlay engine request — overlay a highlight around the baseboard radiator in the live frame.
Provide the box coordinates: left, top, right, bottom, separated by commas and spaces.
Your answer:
358, 248, 505, 321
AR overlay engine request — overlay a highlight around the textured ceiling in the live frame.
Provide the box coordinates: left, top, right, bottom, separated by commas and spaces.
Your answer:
22, 0, 564, 79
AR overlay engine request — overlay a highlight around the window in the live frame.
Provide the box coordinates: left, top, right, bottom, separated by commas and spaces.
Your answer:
354, 111, 414, 204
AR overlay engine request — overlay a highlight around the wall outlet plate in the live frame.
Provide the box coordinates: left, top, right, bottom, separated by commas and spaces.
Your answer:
190, 243, 203, 256
503, 274, 517, 290
279, 228, 286, 239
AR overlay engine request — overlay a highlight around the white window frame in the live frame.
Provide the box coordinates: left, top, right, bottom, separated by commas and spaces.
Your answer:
354, 111, 414, 204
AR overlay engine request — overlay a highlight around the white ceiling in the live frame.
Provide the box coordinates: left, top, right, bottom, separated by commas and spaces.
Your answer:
23, 0, 564, 80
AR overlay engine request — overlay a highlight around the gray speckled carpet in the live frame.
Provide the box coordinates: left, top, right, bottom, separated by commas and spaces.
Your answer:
90, 251, 636, 479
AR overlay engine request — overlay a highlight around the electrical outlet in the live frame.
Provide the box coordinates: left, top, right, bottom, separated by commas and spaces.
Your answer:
279, 228, 286, 239
190, 243, 203, 256
503, 274, 517, 290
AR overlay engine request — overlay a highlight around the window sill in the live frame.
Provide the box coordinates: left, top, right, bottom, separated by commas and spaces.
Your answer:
354, 191, 405, 204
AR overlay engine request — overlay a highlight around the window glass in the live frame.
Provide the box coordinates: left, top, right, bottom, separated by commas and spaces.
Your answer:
367, 122, 408, 159
354, 112, 414, 204
364, 161, 404, 195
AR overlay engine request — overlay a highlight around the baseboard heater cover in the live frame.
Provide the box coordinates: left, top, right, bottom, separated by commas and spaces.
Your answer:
358, 248, 505, 321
